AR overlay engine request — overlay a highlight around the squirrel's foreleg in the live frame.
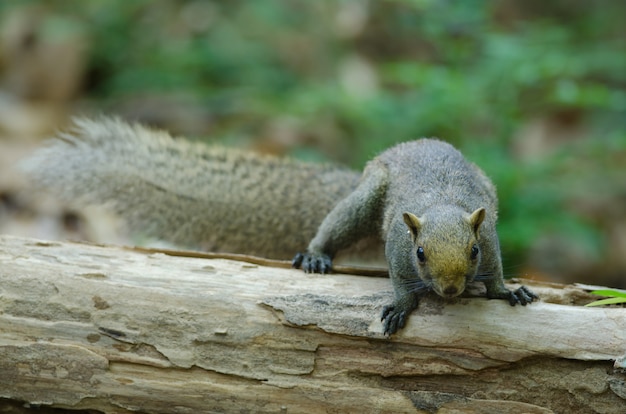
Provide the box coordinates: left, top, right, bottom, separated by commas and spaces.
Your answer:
292, 162, 388, 273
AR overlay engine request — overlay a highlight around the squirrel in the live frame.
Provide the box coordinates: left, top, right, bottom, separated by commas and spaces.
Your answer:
23, 117, 537, 335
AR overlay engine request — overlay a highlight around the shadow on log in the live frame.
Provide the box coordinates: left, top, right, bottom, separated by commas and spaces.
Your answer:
0, 235, 624, 413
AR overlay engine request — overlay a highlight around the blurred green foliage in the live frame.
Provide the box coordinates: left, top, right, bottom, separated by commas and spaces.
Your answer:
2, 0, 625, 273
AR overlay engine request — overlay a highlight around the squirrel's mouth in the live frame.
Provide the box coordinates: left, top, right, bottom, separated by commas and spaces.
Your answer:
433, 283, 466, 299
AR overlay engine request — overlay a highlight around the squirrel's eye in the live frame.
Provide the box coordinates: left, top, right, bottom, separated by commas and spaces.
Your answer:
470, 244, 479, 260
416, 246, 426, 263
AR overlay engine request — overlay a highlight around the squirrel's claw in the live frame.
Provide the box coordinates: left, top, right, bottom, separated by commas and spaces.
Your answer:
291, 252, 304, 268
509, 285, 539, 306
291, 252, 332, 274
487, 284, 538, 306
381, 305, 406, 336
381, 295, 419, 336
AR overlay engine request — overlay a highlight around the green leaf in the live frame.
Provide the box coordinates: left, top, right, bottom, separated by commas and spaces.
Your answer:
589, 289, 626, 298
585, 297, 626, 307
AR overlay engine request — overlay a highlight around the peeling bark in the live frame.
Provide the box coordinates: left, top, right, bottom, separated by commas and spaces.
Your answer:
0, 235, 624, 414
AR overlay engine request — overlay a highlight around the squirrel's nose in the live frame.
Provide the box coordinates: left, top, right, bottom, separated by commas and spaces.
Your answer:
443, 286, 458, 296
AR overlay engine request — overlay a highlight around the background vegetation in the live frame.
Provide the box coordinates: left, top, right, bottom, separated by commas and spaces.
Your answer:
1, 0, 624, 286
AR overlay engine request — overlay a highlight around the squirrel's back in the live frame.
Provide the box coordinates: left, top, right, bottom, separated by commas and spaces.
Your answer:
22, 117, 363, 259
377, 139, 498, 235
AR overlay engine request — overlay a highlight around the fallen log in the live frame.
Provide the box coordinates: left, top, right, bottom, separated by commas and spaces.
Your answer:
0, 235, 624, 413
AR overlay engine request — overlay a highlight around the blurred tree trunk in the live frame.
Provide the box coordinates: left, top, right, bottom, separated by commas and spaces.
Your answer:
0, 235, 624, 414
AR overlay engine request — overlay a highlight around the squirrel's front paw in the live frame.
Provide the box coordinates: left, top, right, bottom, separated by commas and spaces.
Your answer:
381, 304, 407, 336
381, 295, 419, 336
507, 285, 539, 306
292, 252, 332, 274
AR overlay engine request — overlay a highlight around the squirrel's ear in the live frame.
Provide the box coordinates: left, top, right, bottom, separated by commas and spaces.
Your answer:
403, 212, 422, 240
468, 208, 486, 237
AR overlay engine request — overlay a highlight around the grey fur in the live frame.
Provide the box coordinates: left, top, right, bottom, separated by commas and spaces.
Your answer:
22, 117, 363, 258
23, 119, 536, 335
293, 139, 537, 335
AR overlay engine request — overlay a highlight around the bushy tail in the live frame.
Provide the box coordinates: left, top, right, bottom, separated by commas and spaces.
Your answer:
23, 117, 178, 206
21, 117, 361, 258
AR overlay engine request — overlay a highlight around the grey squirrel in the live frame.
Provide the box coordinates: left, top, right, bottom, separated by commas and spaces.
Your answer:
23, 117, 537, 335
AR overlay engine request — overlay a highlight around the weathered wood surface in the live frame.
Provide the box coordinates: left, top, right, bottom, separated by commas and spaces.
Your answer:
0, 234, 624, 414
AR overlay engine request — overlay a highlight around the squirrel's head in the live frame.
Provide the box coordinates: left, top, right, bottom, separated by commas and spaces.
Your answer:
402, 206, 486, 299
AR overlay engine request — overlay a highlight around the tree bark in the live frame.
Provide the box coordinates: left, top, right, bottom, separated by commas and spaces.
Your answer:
0, 235, 624, 414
